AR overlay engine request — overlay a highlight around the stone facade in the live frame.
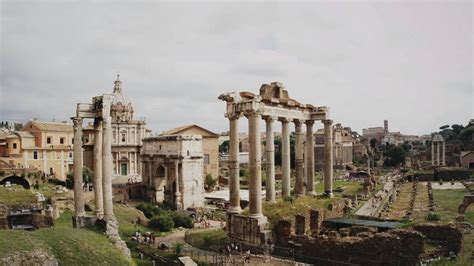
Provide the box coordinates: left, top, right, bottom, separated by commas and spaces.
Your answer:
315, 123, 354, 170
141, 135, 204, 210
160, 124, 219, 179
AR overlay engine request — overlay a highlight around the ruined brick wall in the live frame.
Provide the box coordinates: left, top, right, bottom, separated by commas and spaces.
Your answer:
414, 224, 463, 254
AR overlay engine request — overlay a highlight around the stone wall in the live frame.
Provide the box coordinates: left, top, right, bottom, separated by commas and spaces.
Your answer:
413, 224, 463, 254
227, 213, 271, 253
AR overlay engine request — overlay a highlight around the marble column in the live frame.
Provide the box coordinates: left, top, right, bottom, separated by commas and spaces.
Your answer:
102, 113, 114, 221
294, 120, 305, 196
72, 117, 85, 217
436, 142, 440, 166
305, 120, 316, 195
175, 161, 182, 210
248, 111, 262, 218
281, 118, 291, 198
228, 115, 241, 213
431, 141, 435, 165
323, 119, 334, 197
93, 119, 104, 218
264, 116, 276, 202
442, 141, 446, 166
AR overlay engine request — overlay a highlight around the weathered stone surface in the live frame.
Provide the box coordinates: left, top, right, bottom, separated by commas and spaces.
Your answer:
414, 223, 463, 254
1, 250, 58, 266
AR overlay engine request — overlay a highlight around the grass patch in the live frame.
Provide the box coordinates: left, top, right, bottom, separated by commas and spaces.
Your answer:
0, 185, 36, 205
314, 179, 362, 195
432, 188, 472, 224
185, 228, 227, 251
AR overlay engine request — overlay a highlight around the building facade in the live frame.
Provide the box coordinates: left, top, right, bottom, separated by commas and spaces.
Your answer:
315, 123, 354, 170
141, 135, 205, 209
83, 76, 148, 182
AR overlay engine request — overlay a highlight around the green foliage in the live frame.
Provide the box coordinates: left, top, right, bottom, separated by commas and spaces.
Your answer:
185, 228, 228, 250
48, 178, 66, 187
282, 195, 294, 204
426, 212, 441, 221
205, 173, 217, 191
370, 138, 377, 149
384, 146, 406, 167
398, 218, 413, 228
439, 125, 450, 130
218, 140, 229, 153
149, 214, 175, 232
173, 242, 183, 257
171, 212, 194, 228
136, 203, 162, 219
239, 169, 247, 177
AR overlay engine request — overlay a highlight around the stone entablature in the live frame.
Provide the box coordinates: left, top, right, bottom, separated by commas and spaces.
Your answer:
141, 135, 204, 210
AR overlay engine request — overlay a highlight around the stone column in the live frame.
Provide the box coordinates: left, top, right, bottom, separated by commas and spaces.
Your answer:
305, 120, 316, 195
248, 111, 262, 218
431, 141, 435, 165
264, 116, 276, 202
323, 119, 333, 197
102, 113, 114, 221
228, 115, 241, 213
175, 161, 182, 210
72, 117, 85, 217
436, 141, 440, 166
294, 119, 305, 196
442, 141, 446, 166
93, 119, 104, 218
281, 118, 291, 198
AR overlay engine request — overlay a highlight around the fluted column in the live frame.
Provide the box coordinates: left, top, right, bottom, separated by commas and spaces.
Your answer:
228, 115, 241, 213
93, 119, 104, 218
175, 161, 183, 210
294, 119, 305, 196
248, 112, 262, 218
442, 141, 446, 166
102, 112, 114, 221
323, 119, 333, 197
305, 120, 316, 195
72, 117, 85, 217
264, 116, 276, 202
431, 141, 435, 165
436, 142, 440, 166
281, 118, 291, 198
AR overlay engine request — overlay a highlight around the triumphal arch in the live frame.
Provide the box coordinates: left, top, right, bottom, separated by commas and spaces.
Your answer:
219, 82, 334, 251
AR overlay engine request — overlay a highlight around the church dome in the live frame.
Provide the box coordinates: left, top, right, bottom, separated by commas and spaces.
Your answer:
110, 75, 134, 123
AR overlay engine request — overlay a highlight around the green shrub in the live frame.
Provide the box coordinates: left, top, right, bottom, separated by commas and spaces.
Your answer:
149, 214, 174, 232
136, 203, 161, 219
283, 195, 294, 204
48, 178, 67, 187
172, 212, 194, 228
426, 212, 441, 221
205, 173, 217, 191
173, 242, 183, 257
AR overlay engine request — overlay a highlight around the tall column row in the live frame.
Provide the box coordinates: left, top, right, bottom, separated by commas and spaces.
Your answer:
431, 141, 446, 166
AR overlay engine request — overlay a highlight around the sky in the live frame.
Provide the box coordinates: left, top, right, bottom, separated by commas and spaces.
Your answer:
0, 0, 472, 136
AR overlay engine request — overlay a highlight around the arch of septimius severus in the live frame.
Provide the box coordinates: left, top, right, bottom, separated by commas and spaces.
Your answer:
219, 82, 333, 249
71, 92, 130, 257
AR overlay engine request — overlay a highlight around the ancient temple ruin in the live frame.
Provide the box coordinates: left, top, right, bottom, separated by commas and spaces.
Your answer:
431, 133, 445, 166
218, 82, 334, 250
71, 86, 130, 257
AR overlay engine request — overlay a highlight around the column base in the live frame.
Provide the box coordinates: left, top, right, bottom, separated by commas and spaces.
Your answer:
324, 191, 334, 198
72, 215, 98, 229
95, 211, 104, 219
249, 213, 264, 219
306, 191, 317, 196
227, 206, 242, 214
294, 193, 304, 198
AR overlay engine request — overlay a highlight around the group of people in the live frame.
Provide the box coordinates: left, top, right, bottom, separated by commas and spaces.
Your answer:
220, 243, 252, 263
131, 230, 156, 244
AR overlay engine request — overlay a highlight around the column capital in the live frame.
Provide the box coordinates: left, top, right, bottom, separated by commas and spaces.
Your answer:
323, 119, 333, 126
94, 119, 103, 130
245, 109, 261, 117
305, 120, 315, 126
227, 112, 243, 120
262, 115, 277, 122
279, 117, 290, 123
71, 117, 83, 127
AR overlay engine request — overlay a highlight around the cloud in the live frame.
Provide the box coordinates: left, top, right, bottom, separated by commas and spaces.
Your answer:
0, 1, 472, 135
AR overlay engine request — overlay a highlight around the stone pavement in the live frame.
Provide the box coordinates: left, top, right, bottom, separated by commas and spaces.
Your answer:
355, 174, 399, 218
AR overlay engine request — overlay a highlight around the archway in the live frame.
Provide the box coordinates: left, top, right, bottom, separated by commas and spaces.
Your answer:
457, 195, 474, 222
0, 175, 31, 189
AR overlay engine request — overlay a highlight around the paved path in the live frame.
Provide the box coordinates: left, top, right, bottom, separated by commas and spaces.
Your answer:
355, 174, 399, 217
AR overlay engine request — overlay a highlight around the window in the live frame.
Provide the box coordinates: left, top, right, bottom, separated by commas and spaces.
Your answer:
13, 143, 17, 149
122, 133, 126, 143
69, 152, 73, 158
60, 137, 65, 144
72, 138, 74, 144
33, 151, 38, 159
204, 154, 210, 165
156, 166, 165, 177
47, 137, 52, 144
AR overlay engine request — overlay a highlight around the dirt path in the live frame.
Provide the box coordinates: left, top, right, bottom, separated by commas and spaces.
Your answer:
387, 182, 412, 219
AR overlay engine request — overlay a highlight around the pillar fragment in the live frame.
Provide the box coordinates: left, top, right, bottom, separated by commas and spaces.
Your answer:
248, 112, 262, 218
264, 116, 276, 202
93, 119, 104, 218
305, 120, 316, 195
72, 117, 85, 217
102, 111, 114, 221
436, 142, 440, 166
442, 141, 446, 166
175, 161, 183, 210
228, 115, 241, 213
323, 119, 333, 197
294, 119, 305, 196
281, 118, 291, 198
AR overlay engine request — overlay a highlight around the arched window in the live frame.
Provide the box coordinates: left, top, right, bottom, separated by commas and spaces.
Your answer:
156, 165, 165, 177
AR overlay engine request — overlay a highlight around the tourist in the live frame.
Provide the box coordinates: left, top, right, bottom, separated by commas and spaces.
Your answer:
245, 249, 251, 263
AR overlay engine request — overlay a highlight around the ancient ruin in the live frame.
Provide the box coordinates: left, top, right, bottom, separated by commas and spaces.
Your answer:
71, 82, 130, 257
431, 133, 445, 166
219, 82, 333, 250
141, 135, 205, 209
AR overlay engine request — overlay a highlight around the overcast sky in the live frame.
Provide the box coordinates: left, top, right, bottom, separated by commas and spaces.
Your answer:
1, 0, 472, 136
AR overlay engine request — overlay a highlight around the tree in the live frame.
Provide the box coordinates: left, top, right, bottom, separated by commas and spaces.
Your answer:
383, 146, 406, 167
149, 214, 175, 232
439, 125, 450, 130
370, 138, 377, 149
218, 140, 229, 153
204, 173, 217, 191
14, 123, 23, 131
